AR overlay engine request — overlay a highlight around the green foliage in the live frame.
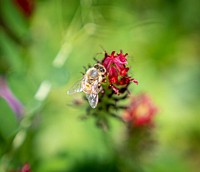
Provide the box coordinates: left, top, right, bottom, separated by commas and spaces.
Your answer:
0, 0, 200, 171
0, 99, 18, 140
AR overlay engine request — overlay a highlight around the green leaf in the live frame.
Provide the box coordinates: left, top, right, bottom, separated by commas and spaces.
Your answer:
0, 29, 24, 72
0, 0, 29, 39
0, 99, 18, 140
7, 72, 39, 106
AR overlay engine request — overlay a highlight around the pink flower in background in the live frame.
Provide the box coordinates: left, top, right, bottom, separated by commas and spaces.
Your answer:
20, 163, 31, 172
102, 50, 138, 94
0, 76, 24, 118
123, 94, 158, 127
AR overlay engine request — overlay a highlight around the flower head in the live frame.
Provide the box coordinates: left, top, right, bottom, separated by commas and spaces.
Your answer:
102, 50, 138, 94
69, 50, 138, 130
123, 94, 158, 127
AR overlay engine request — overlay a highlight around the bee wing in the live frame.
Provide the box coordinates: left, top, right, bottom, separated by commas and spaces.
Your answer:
86, 93, 98, 108
67, 79, 83, 95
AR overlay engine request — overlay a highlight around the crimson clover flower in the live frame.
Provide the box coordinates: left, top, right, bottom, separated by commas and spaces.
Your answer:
79, 50, 138, 129
123, 93, 158, 127
102, 50, 138, 94
70, 50, 138, 130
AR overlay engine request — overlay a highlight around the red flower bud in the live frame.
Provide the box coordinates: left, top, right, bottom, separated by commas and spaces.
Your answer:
123, 94, 158, 127
120, 67, 129, 76
131, 78, 138, 85
110, 85, 119, 94
109, 76, 118, 84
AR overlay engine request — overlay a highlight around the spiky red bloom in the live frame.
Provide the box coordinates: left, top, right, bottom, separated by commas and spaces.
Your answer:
102, 50, 138, 94
123, 94, 157, 127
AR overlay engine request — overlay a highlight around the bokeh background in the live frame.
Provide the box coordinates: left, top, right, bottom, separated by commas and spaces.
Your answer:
0, 0, 200, 171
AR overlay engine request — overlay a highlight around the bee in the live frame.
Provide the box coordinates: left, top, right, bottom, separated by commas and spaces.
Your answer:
67, 63, 107, 108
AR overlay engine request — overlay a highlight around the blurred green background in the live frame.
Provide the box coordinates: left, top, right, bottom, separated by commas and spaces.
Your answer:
0, 0, 200, 171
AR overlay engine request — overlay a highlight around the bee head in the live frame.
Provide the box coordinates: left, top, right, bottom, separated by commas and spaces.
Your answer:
99, 66, 105, 73
94, 64, 99, 69
94, 64, 106, 74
